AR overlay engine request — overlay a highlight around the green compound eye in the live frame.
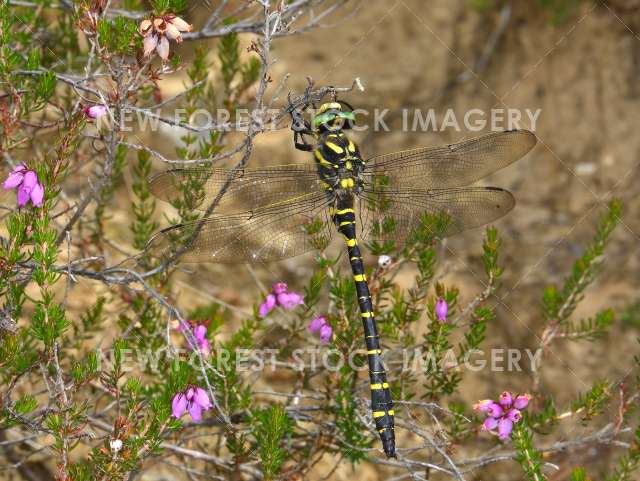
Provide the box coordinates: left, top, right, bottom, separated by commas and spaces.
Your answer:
313, 112, 337, 127
337, 111, 356, 121
313, 110, 356, 128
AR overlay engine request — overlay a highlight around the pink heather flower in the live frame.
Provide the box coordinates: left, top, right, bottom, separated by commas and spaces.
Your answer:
513, 394, 532, 410
309, 316, 327, 333
84, 104, 108, 119
308, 316, 332, 344
171, 385, 212, 423
486, 403, 503, 418
506, 409, 522, 423
482, 417, 498, 431
476, 392, 531, 441
272, 282, 288, 295
139, 15, 192, 61
474, 400, 502, 418
319, 324, 333, 344
259, 294, 277, 317
193, 324, 211, 356
3, 164, 44, 208
497, 418, 514, 440
499, 391, 513, 407
277, 291, 304, 310
473, 399, 494, 413
259, 282, 304, 317
435, 298, 448, 322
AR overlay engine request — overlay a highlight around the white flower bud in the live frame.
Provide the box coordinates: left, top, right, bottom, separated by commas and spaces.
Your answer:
378, 255, 392, 268
110, 439, 123, 453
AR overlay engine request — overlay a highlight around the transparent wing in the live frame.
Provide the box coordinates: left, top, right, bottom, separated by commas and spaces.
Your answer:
363, 130, 536, 190
149, 165, 323, 213
358, 187, 515, 243
145, 192, 333, 263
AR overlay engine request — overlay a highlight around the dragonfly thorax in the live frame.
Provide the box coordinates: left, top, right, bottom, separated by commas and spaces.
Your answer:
314, 131, 365, 196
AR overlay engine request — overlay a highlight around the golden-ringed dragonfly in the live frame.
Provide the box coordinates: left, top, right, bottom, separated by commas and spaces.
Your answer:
145, 100, 537, 458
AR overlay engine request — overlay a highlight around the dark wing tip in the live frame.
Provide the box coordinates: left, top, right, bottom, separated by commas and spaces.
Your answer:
504, 129, 537, 157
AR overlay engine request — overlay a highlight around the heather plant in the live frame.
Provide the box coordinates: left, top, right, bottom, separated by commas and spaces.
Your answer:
1, 1, 639, 481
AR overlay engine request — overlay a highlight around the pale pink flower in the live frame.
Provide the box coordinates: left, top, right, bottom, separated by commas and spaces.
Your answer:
139, 14, 192, 61
84, 104, 108, 119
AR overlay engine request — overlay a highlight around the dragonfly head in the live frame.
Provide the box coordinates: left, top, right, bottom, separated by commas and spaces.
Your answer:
313, 101, 356, 134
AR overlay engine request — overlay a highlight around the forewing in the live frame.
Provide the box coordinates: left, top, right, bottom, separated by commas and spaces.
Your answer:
145, 192, 333, 263
149, 165, 322, 213
363, 130, 536, 190
359, 187, 515, 244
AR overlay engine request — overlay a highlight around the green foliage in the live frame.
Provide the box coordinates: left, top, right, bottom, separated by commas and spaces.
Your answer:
512, 421, 547, 481
543, 200, 622, 326
131, 150, 159, 252
572, 467, 590, 481
537, 0, 584, 25
151, 0, 187, 14
571, 381, 611, 421
335, 368, 373, 463
620, 301, 640, 330
251, 404, 293, 480
467, 0, 496, 12
528, 398, 558, 434
219, 31, 240, 96
96, 17, 140, 55
607, 425, 640, 481
561, 309, 614, 341
95, 144, 128, 239
467, 0, 588, 25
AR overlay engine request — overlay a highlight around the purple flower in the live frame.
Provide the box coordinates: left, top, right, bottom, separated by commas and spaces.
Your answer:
499, 391, 513, 407
513, 394, 532, 410
277, 291, 304, 310
506, 408, 522, 423
497, 418, 513, 440
309, 316, 327, 333
171, 385, 212, 423
475, 391, 531, 441
259, 294, 277, 317
482, 417, 498, 431
193, 324, 211, 356
84, 104, 108, 119
3, 164, 44, 208
486, 402, 503, 418
308, 316, 333, 344
259, 282, 304, 317
319, 324, 333, 344
473, 400, 502, 418
435, 298, 448, 322
473, 399, 494, 413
